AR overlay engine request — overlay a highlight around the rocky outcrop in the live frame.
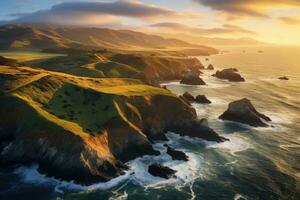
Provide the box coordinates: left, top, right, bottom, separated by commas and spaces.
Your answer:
219, 98, 271, 127
148, 163, 176, 179
180, 92, 211, 104
182, 92, 195, 102
278, 76, 289, 80
195, 95, 211, 104
213, 68, 245, 82
207, 64, 214, 70
180, 70, 206, 85
164, 144, 188, 161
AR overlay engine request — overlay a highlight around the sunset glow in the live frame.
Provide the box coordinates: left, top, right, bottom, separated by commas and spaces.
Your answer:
1, 0, 300, 45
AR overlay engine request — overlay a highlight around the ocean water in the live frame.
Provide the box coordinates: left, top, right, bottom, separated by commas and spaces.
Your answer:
1, 46, 300, 200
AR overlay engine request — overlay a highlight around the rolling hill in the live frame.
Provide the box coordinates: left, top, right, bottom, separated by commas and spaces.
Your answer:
22, 52, 204, 82
0, 24, 217, 55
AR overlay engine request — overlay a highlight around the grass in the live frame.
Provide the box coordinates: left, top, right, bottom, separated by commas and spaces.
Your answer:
66, 66, 105, 78
45, 84, 119, 135
1, 66, 174, 138
24, 53, 145, 79
0, 51, 65, 62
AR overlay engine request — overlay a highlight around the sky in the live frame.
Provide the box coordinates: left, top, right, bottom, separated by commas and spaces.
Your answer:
1, 0, 300, 45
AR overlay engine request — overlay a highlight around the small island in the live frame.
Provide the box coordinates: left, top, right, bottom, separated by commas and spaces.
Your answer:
219, 98, 271, 127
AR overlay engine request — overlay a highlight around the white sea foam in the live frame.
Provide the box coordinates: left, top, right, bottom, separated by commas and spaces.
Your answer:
14, 133, 205, 194
279, 138, 300, 151
14, 164, 133, 193
166, 132, 214, 146
109, 191, 128, 200
263, 112, 293, 125
160, 81, 209, 88
207, 133, 251, 155
128, 137, 203, 189
217, 117, 286, 133
14, 164, 82, 192
160, 78, 232, 89
234, 193, 248, 200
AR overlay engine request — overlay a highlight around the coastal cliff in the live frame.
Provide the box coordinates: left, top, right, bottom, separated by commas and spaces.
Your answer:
0, 65, 225, 184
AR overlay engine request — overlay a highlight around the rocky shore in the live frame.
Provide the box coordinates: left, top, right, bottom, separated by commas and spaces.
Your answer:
0, 65, 226, 185
0, 56, 269, 186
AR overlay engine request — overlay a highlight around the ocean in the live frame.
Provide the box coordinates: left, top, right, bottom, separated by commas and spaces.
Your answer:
1, 45, 299, 200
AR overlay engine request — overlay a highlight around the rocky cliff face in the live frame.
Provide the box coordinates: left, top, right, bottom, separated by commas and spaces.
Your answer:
109, 54, 205, 83
0, 66, 225, 185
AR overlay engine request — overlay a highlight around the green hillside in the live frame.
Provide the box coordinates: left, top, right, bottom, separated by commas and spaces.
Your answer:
21, 52, 203, 81
0, 65, 173, 137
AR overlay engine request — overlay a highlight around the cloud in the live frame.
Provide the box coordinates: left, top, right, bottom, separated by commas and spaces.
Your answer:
193, 0, 300, 17
150, 22, 257, 35
3, 0, 177, 25
280, 16, 300, 25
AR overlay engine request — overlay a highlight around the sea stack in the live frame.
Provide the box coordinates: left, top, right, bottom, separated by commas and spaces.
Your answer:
219, 98, 271, 127
207, 64, 214, 70
278, 76, 289, 80
180, 92, 211, 104
213, 68, 245, 82
180, 70, 206, 85
182, 92, 195, 102
164, 144, 188, 161
148, 164, 176, 179
195, 95, 211, 104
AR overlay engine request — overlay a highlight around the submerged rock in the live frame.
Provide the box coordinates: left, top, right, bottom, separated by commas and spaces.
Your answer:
195, 95, 211, 104
164, 144, 188, 161
213, 68, 245, 82
207, 64, 214, 70
148, 163, 176, 179
219, 98, 271, 127
180, 70, 206, 85
278, 76, 289, 80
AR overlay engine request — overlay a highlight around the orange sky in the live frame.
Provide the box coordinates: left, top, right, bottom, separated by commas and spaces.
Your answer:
1, 0, 300, 45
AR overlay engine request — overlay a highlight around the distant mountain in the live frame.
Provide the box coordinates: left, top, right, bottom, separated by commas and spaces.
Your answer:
0, 24, 217, 54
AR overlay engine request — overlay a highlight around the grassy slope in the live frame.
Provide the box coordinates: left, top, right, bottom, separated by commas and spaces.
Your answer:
21, 53, 143, 79
22, 52, 202, 81
0, 51, 65, 62
0, 66, 173, 138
